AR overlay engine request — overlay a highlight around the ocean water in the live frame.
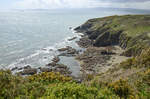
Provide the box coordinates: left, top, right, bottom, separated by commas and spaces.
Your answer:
0, 8, 149, 75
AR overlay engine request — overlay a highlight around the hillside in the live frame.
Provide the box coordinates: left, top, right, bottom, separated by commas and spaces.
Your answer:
75, 15, 150, 56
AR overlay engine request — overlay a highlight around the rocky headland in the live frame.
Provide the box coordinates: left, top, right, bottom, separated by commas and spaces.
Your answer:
75, 15, 150, 57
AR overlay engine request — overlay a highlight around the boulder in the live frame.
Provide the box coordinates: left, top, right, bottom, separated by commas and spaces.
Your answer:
58, 47, 69, 51
46, 62, 57, 67
40, 68, 52, 72
24, 65, 31, 69
68, 37, 77, 41
52, 56, 60, 63
11, 67, 18, 71
58, 46, 78, 57
21, 68, 37, 75
55, 64, 68, 69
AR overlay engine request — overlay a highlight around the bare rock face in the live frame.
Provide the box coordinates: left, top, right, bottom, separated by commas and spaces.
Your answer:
93, 31, 122, 47
76, 37, 93, 48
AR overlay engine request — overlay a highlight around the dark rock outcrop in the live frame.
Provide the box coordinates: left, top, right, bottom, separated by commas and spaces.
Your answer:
68, 37, 77, 41
40, 68, 52, 72
20, 68, 37, 75
76, 37, 93, 48
58, 46, 79, 57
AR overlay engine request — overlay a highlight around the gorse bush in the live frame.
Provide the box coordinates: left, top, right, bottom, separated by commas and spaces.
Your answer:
28, 72, 72, 84
0, 70, 25, 98
45, 83, 98, 99
0, 70, 120, 99
0, 69, 150, 98
0, 70, 47, 99
109, 79, 134, 99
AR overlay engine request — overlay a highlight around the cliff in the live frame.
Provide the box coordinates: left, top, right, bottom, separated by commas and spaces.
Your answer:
75, 15, 150, 56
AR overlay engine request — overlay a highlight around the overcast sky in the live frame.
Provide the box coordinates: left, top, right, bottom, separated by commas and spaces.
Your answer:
1, 0, 150, 10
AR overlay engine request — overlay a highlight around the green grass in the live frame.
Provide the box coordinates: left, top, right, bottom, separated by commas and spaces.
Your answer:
87, 15, 150, 37
80, 15, 150, 56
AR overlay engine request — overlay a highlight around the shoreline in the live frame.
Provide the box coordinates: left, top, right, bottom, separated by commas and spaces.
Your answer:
8, 28, 130, 80
9, 29, 83, 78
75, 34, 130, 76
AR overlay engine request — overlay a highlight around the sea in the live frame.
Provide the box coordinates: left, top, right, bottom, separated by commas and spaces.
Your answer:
0, 8, 149, 75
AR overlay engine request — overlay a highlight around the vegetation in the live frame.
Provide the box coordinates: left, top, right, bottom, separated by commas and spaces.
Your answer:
76, 15, 150, 56
0, 70, 120, 99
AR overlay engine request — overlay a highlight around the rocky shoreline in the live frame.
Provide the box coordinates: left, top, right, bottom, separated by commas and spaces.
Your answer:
75, 33, 129, 76
9, 35, 83, 82
11, 46, 80, 77
10, 28, 129, 81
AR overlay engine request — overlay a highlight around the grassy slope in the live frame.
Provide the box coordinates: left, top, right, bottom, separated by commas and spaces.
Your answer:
76, 15, 150, 56
83, 15, 150, 36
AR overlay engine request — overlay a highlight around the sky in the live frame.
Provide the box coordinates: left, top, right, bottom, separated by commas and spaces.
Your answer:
0, 0, 150, 10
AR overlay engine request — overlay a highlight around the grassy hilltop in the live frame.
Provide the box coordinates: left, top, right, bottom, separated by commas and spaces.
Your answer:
0, 15, 150, 99
75, 15, 150, 56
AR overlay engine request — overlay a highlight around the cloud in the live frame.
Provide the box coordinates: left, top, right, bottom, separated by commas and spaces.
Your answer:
13, 0, 150, 10
14, 0, 95, 9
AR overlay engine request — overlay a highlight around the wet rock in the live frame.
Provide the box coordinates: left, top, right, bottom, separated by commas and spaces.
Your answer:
69, 27, 72, 30
20, 68, 37, 75
44, 57, 47, 59
49, 49, 53, 51
68, 37, 77, 41
52, 56, 60, 63
11, 67, 18, 71
55, 64, 68, 69
58, 47, 69, 51
24, 65, 31, 69
51, 64, 72, 76
40, 68, 52, 72
46, 56, 60, 67
18, 68, 23, 70
46, 62, 57, 67
42, 48, 47, 51
58, 46, 79, 57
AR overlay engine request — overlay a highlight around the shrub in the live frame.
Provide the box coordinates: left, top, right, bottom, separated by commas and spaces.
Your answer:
0, 70, 25, 98
45, 82, 98, 99
120, 58, 136, 69
109, 79, 134, 99
28, 72, 72, 84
